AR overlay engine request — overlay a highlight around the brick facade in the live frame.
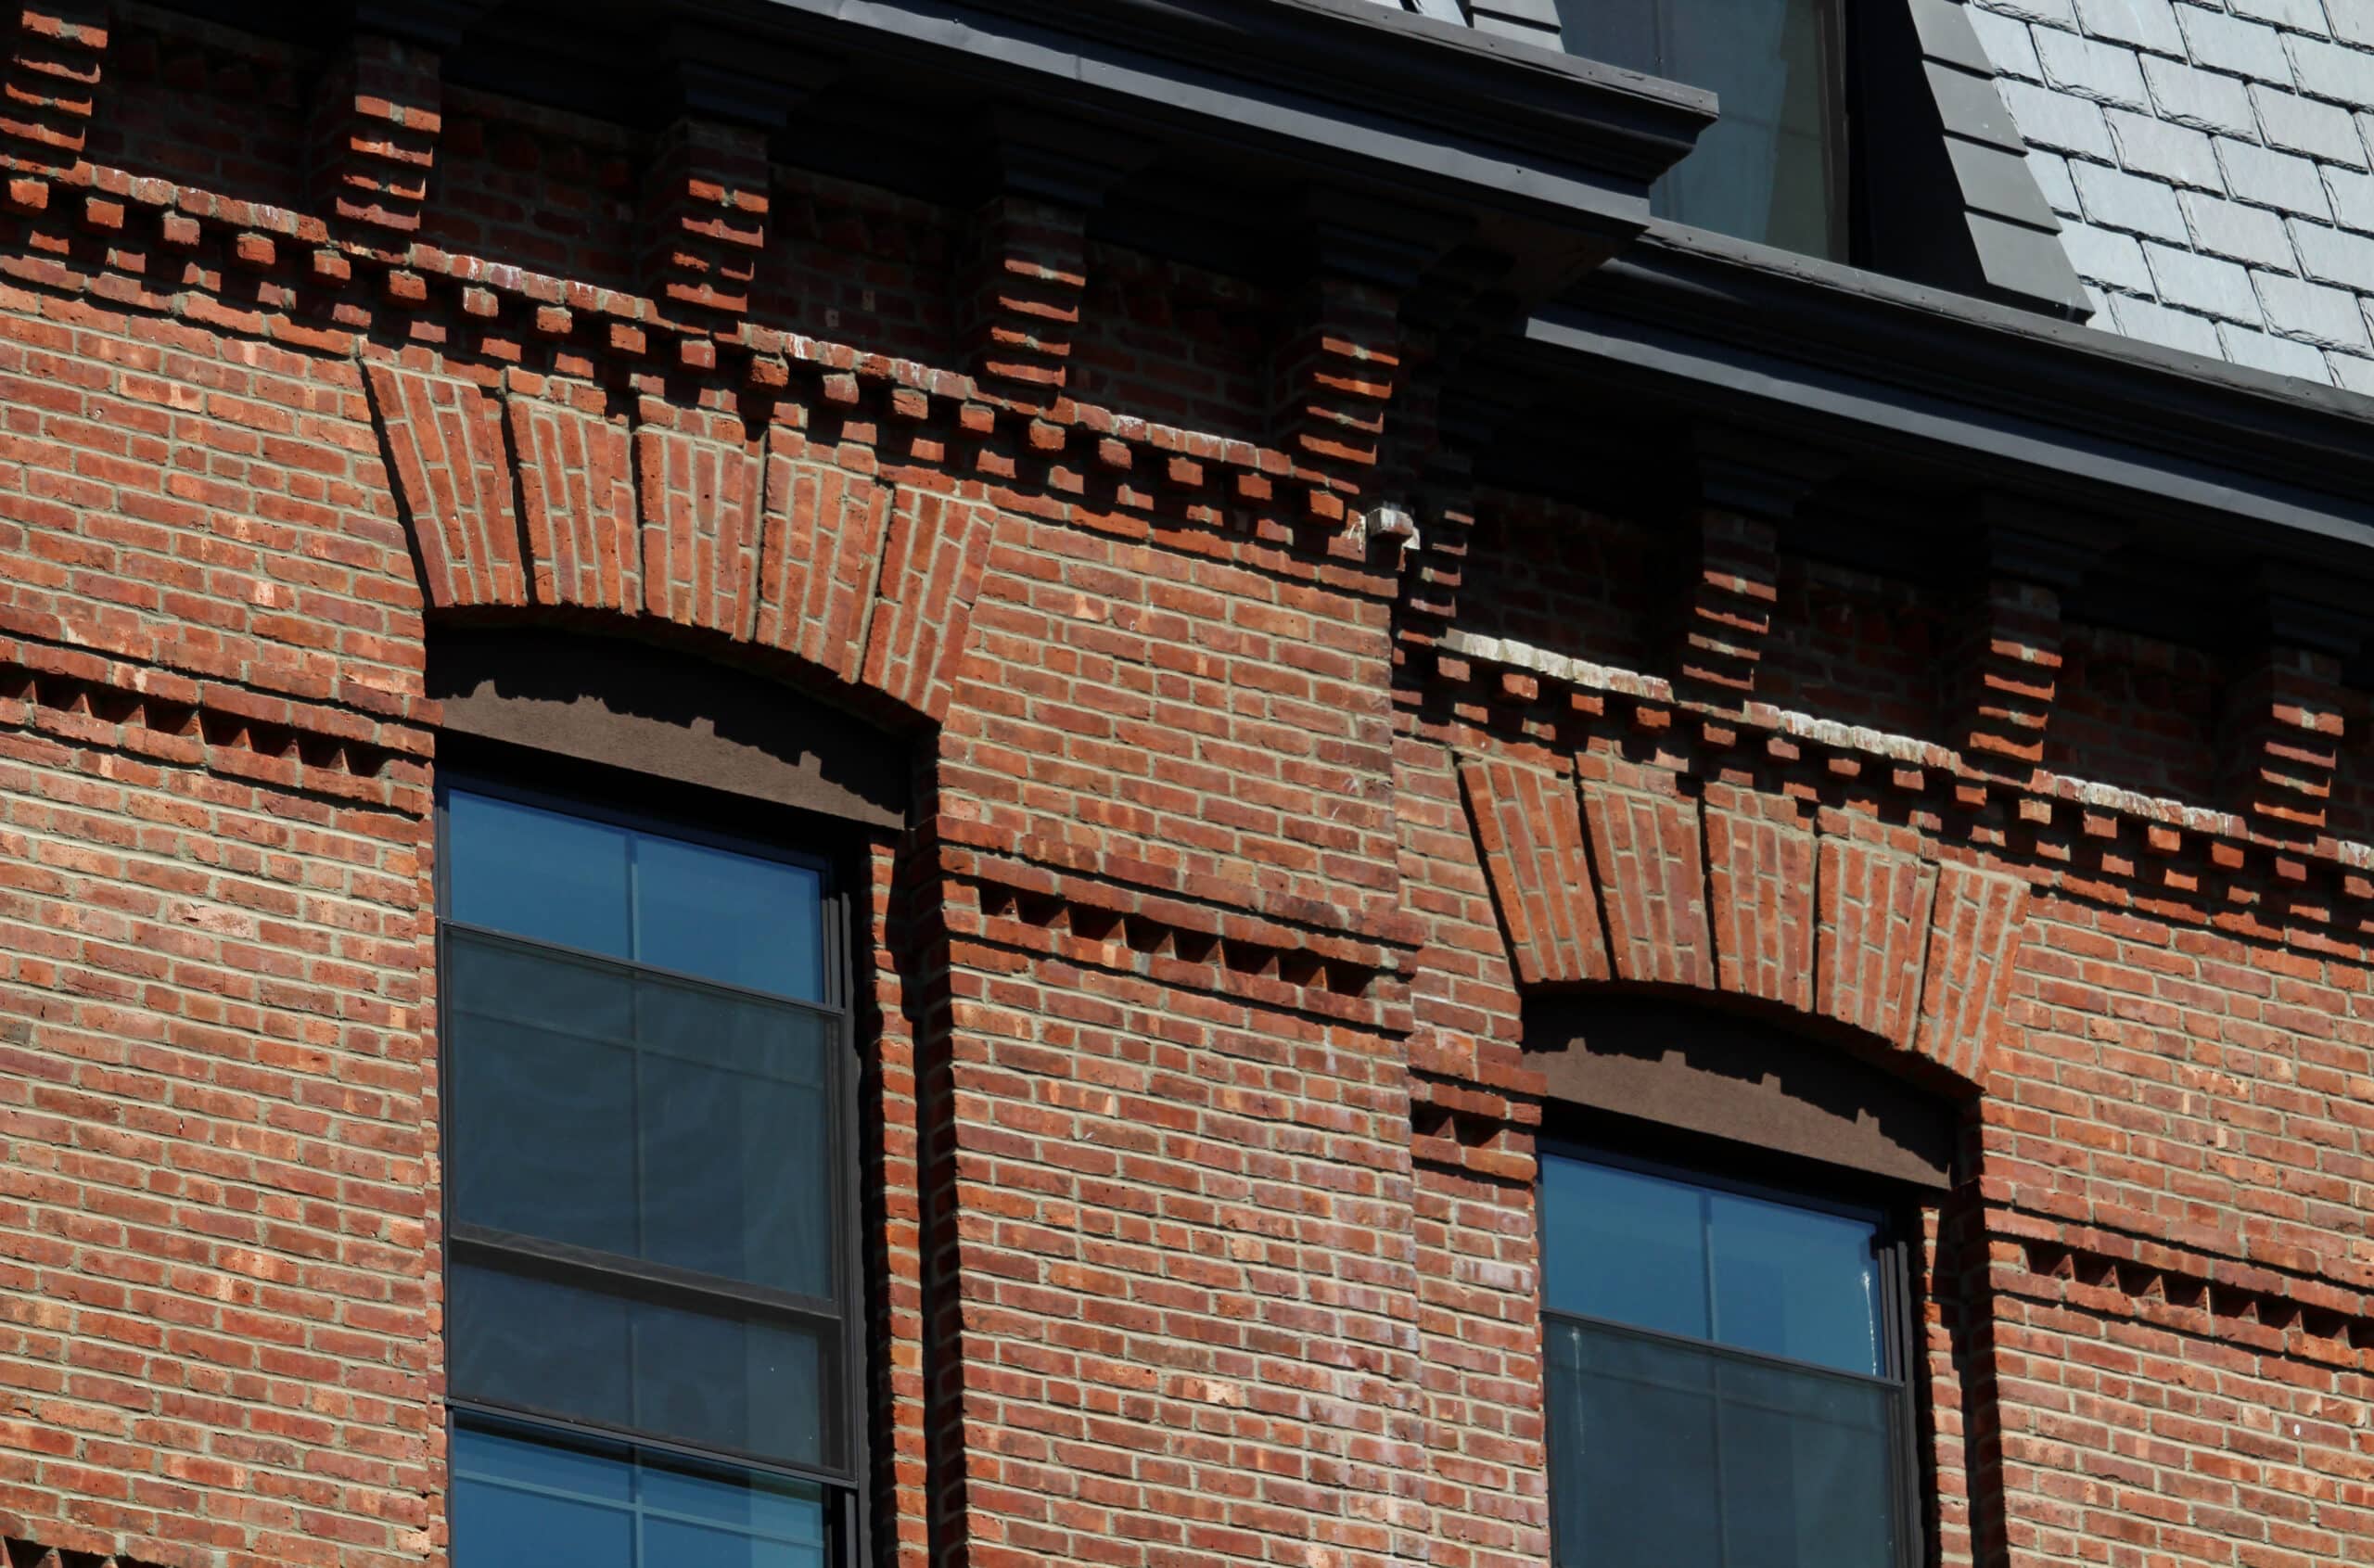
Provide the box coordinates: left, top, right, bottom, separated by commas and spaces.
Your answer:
3, 6, 2373, 1568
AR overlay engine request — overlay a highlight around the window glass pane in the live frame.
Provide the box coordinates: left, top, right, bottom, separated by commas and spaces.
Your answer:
1707, 1189, 1883, 1376
453, 1418, 828, 1568
1546, 1319, 1895, 1568
450, 1261, 634, 1432
1554, 0, 1839, 255
638, 975, 835, 1297
446, 931, 836, 1297
1540, 1154, 1712, 1341
447, 790, 632, 957
448, 935, 639, 1256
1541, 1153, 1881, 1370
451, 1256, 832, 1471
1717, 1358, 1897, 1568
635, 834, 825, 1002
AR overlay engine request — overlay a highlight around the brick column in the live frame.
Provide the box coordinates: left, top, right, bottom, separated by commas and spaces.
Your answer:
639, 45, 827, 334
307, 3, 482, 244
1672, 425, 1833, 712
955, 109, 1147, 414
1270, 193, 1449, 524
2222, 585, 2365, 845
0, 1, 108, 184
1950, 509, 2103, 784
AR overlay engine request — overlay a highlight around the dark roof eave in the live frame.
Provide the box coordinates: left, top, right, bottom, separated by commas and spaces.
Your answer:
1504, 223, 2374, 585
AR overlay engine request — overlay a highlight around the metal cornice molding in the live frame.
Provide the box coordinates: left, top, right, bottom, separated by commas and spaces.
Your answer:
697, 0, 1717, 191
1503, 230, 2374, 573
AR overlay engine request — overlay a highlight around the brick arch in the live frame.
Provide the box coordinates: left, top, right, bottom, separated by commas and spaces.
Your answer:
1457, 755, 2030, 1090
363, 363, 996, 724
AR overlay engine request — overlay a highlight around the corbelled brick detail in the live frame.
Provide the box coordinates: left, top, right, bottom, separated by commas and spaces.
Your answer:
958, 195, 1088, 412
1956, 574, 2066, 779
1453, 761, 2026, 1089
860, 486, 996, 721
1272, 274, 1402, 506
308, 34, 442, 241
1, 2, 106, 181
635, 400, 766, 635
1674, 511, 1780, 711
2224, 644, 2347, 843
1916, 861, 2028, 1086
640, 116, 771, 322
1457, 756, 1611, 986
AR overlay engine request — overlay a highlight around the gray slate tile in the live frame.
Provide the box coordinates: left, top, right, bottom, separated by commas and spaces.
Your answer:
2107, 292, 2230, 351
2217, 137, 2338, 215
2144, 239, 2266, 317
2062, 217, 2163, 287
1970, 6, 2046, 74
2286, 34, 2374, 107
2180, 189, 2304, 265
2030, 147, 2086, 212
2219, 321, 2342, 375
1999, 78, 2122, 155
2036, 24, 2153, 104
2329, 350, 2374, 391
2292, 217, 2374, 286
2140, 57, 2262, 134
2176, 6, 2294, 83
2230, 0, 2333, 34
2253, 268, 2373, 342
2327, 163, 2374, 230
2330, 0, 2374, 45
2076, 159, 2195, 235
2075, 0, 2187, 54
2106, 106, 2225, 183
2251, 81, 2372, 163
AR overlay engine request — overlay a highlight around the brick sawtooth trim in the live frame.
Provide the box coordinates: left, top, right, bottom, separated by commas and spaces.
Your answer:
0, 1527, 169, 1568
362, 363, 995, 723
928, 841, 1414, 1034
0, 638, 428, 811
1408, 1074, 1538, 1184
1990, 1215, 2374, 1372
1454, 766, 2027, 1088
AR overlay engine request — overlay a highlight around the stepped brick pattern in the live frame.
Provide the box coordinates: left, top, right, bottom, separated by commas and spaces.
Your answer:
0, 10, 2372, 1568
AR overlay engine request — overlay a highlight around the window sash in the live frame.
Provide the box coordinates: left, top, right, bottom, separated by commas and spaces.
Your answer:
435, 773, 867, 1551
1538, 1142, 1921, 1568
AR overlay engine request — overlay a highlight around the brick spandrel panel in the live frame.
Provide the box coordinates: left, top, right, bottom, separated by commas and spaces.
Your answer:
2, 8, 2374, 1568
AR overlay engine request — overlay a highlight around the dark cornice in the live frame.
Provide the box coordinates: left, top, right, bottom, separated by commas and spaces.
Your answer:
1489, 224, 2374, 595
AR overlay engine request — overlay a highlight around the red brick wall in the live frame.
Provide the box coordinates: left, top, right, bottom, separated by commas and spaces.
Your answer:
5, 9, 2374, 1568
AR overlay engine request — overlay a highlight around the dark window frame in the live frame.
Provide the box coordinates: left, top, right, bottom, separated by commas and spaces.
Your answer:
1536, 1126, 1926, 1568
1551, 0, 1853, 260
434, 751, 873, 1566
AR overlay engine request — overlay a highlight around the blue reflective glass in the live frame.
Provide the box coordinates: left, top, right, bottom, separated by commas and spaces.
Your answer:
1541, 1155, 1712, 1342
1540, 1153, 1882, 1376
446, 787, 824, 1001
635, 834, 823, 1001
453, 1420, 828, 1568
1708, 1189, 1882, 1376
447, 791, 632, 958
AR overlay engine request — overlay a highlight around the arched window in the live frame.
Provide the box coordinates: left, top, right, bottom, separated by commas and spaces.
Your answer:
1529, 1000, 1953, 1568
429, 631, 905, 1568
